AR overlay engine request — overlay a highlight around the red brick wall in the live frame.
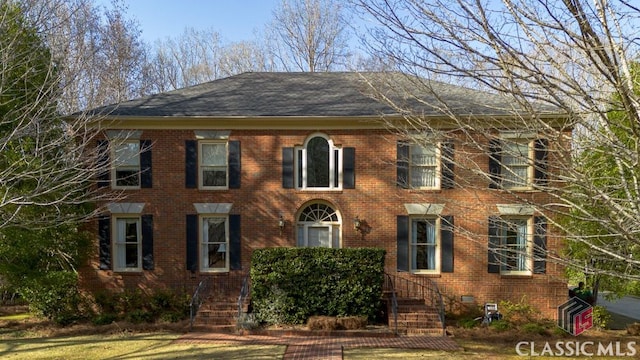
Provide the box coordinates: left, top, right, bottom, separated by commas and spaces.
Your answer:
79, 128, 567, 319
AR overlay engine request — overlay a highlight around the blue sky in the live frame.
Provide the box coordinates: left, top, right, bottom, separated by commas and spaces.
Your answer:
115, 0, 281, 44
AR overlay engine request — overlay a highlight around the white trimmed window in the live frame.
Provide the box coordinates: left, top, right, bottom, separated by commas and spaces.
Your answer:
112, 140, 140, 188
200, 216, 229, 272
114, 216, 142, 271
501, 140, 533, 189
497, 217, 533, 275
295, 134, 342, 189
296, 203, 341, 248
410, 143, 440, 189
410, 217, 440, 273
200, 141, 228, 189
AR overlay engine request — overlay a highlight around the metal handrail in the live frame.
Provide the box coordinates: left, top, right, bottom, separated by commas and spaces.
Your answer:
384, 273, 446, 336
189, 278, 210, 331
383, 273, 398, 335
237, 273, 250, 318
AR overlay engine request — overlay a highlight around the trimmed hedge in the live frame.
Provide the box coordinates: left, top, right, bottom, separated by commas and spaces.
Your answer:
250, 247, 385, 325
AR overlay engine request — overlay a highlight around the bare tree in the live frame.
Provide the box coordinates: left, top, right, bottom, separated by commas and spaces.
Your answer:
353, 0, 640, 283
21, 0, 150, 112
146, 27, 274, 92
265, 0, 351, 71
0, 0, 116, 228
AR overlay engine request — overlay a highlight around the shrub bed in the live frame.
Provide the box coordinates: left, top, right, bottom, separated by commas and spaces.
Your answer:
250, 247, 385, 325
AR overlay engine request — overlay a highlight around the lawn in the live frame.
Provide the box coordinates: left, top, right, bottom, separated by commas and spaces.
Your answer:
2, 311, 639, 359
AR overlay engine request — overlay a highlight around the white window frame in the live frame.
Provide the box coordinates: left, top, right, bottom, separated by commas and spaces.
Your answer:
410, 217, 441, 274
501, 137, 535, 190
199, 141, 229, 190
199, 215, 229, 272
409, 142, 441, 190
294, 133, 343, 190
296, 202, 342, 248
498, 217, 534, 276
113, 216, 142, 272
111, 140, 140, 189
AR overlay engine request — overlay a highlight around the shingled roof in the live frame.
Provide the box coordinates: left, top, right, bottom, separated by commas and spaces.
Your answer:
89, 72, 560, 118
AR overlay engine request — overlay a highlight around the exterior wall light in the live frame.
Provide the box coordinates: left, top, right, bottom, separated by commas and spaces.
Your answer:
354, 216, 361, 232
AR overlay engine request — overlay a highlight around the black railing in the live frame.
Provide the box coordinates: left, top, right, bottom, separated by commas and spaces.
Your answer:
189, 277, 211, 331
383, 273, 399, 335
384, 273, 446, 336
237, 273, 250, 319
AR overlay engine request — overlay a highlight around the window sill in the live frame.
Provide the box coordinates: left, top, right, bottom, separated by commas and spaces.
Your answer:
199, 269, 229, 273
113, 269, 143, 274
499, 273, 533, 278
410, 272, 441, 277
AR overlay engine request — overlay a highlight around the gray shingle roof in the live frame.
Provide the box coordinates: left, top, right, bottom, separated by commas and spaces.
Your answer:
89, 72, 560, 118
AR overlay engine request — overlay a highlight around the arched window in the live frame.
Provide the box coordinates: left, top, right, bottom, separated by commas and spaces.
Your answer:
296, 202, 341, 248
296, 134, 341, 189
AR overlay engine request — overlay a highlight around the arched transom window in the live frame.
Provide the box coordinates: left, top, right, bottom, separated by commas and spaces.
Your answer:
296, 203, 341, 248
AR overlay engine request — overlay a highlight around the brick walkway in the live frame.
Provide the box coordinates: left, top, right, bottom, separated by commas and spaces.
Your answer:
175, 332, 461, 359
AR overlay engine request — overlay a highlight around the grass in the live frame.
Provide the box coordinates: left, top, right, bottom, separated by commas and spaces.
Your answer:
0, 333, 285, 359
1, 308, 639, 359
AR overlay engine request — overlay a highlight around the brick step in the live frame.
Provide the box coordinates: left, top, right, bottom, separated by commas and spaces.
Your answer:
198, 309, 238, 317
190, 324, 236, 333
394, 319, 441, 327
195, 317, 238, 326
394, 313, 441, 321
199, 303, 239, 311
405, 328, 444, 336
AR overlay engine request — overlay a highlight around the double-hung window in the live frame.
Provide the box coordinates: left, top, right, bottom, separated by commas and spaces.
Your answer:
114, 217, 142, 271
113, 140, 140, 188
501, 140, 531, 189
489, 135, 547, 190
490, 217, 533, 275
201, 216, 229, 272
410, 218, 439, 272
410, 144, 440, 189
200, 142, 228, 189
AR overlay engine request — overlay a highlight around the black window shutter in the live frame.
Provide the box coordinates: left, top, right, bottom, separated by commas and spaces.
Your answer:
228, 140, 241, 189
397, 215, 409, 272
230, 214, 241, 270
441, 216, 454, 273
488, 216, 501, 273
98, 215, 111, 270
282, 147, 294, 189
97, 140, 110, 188
141, 214, 154, 270
343, 147, 355, 189
441, 142, 455, 189
140, 140, 152, 188
185, 140, 198, 188
397, 142, 409, 188
533, 216, 547, 274
534, 139, 548, 186
186, 214, 198, 271
488, 139, 502, 189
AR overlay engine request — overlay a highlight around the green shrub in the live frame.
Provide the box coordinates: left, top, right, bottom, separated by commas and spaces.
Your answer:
18, 271, 82, 325
591, 305, 611, 329
251, 247, 385, 325
489, 319, 511, 331
92, 313, 117, 326
90, 288, 190, 324
498, 297, 536, 325
521, 322, 550, 336
126, 309, 154, 323
457, 317, 480, 329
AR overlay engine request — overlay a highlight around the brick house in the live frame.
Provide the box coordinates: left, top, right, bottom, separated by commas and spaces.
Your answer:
80, 72, 568, 326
